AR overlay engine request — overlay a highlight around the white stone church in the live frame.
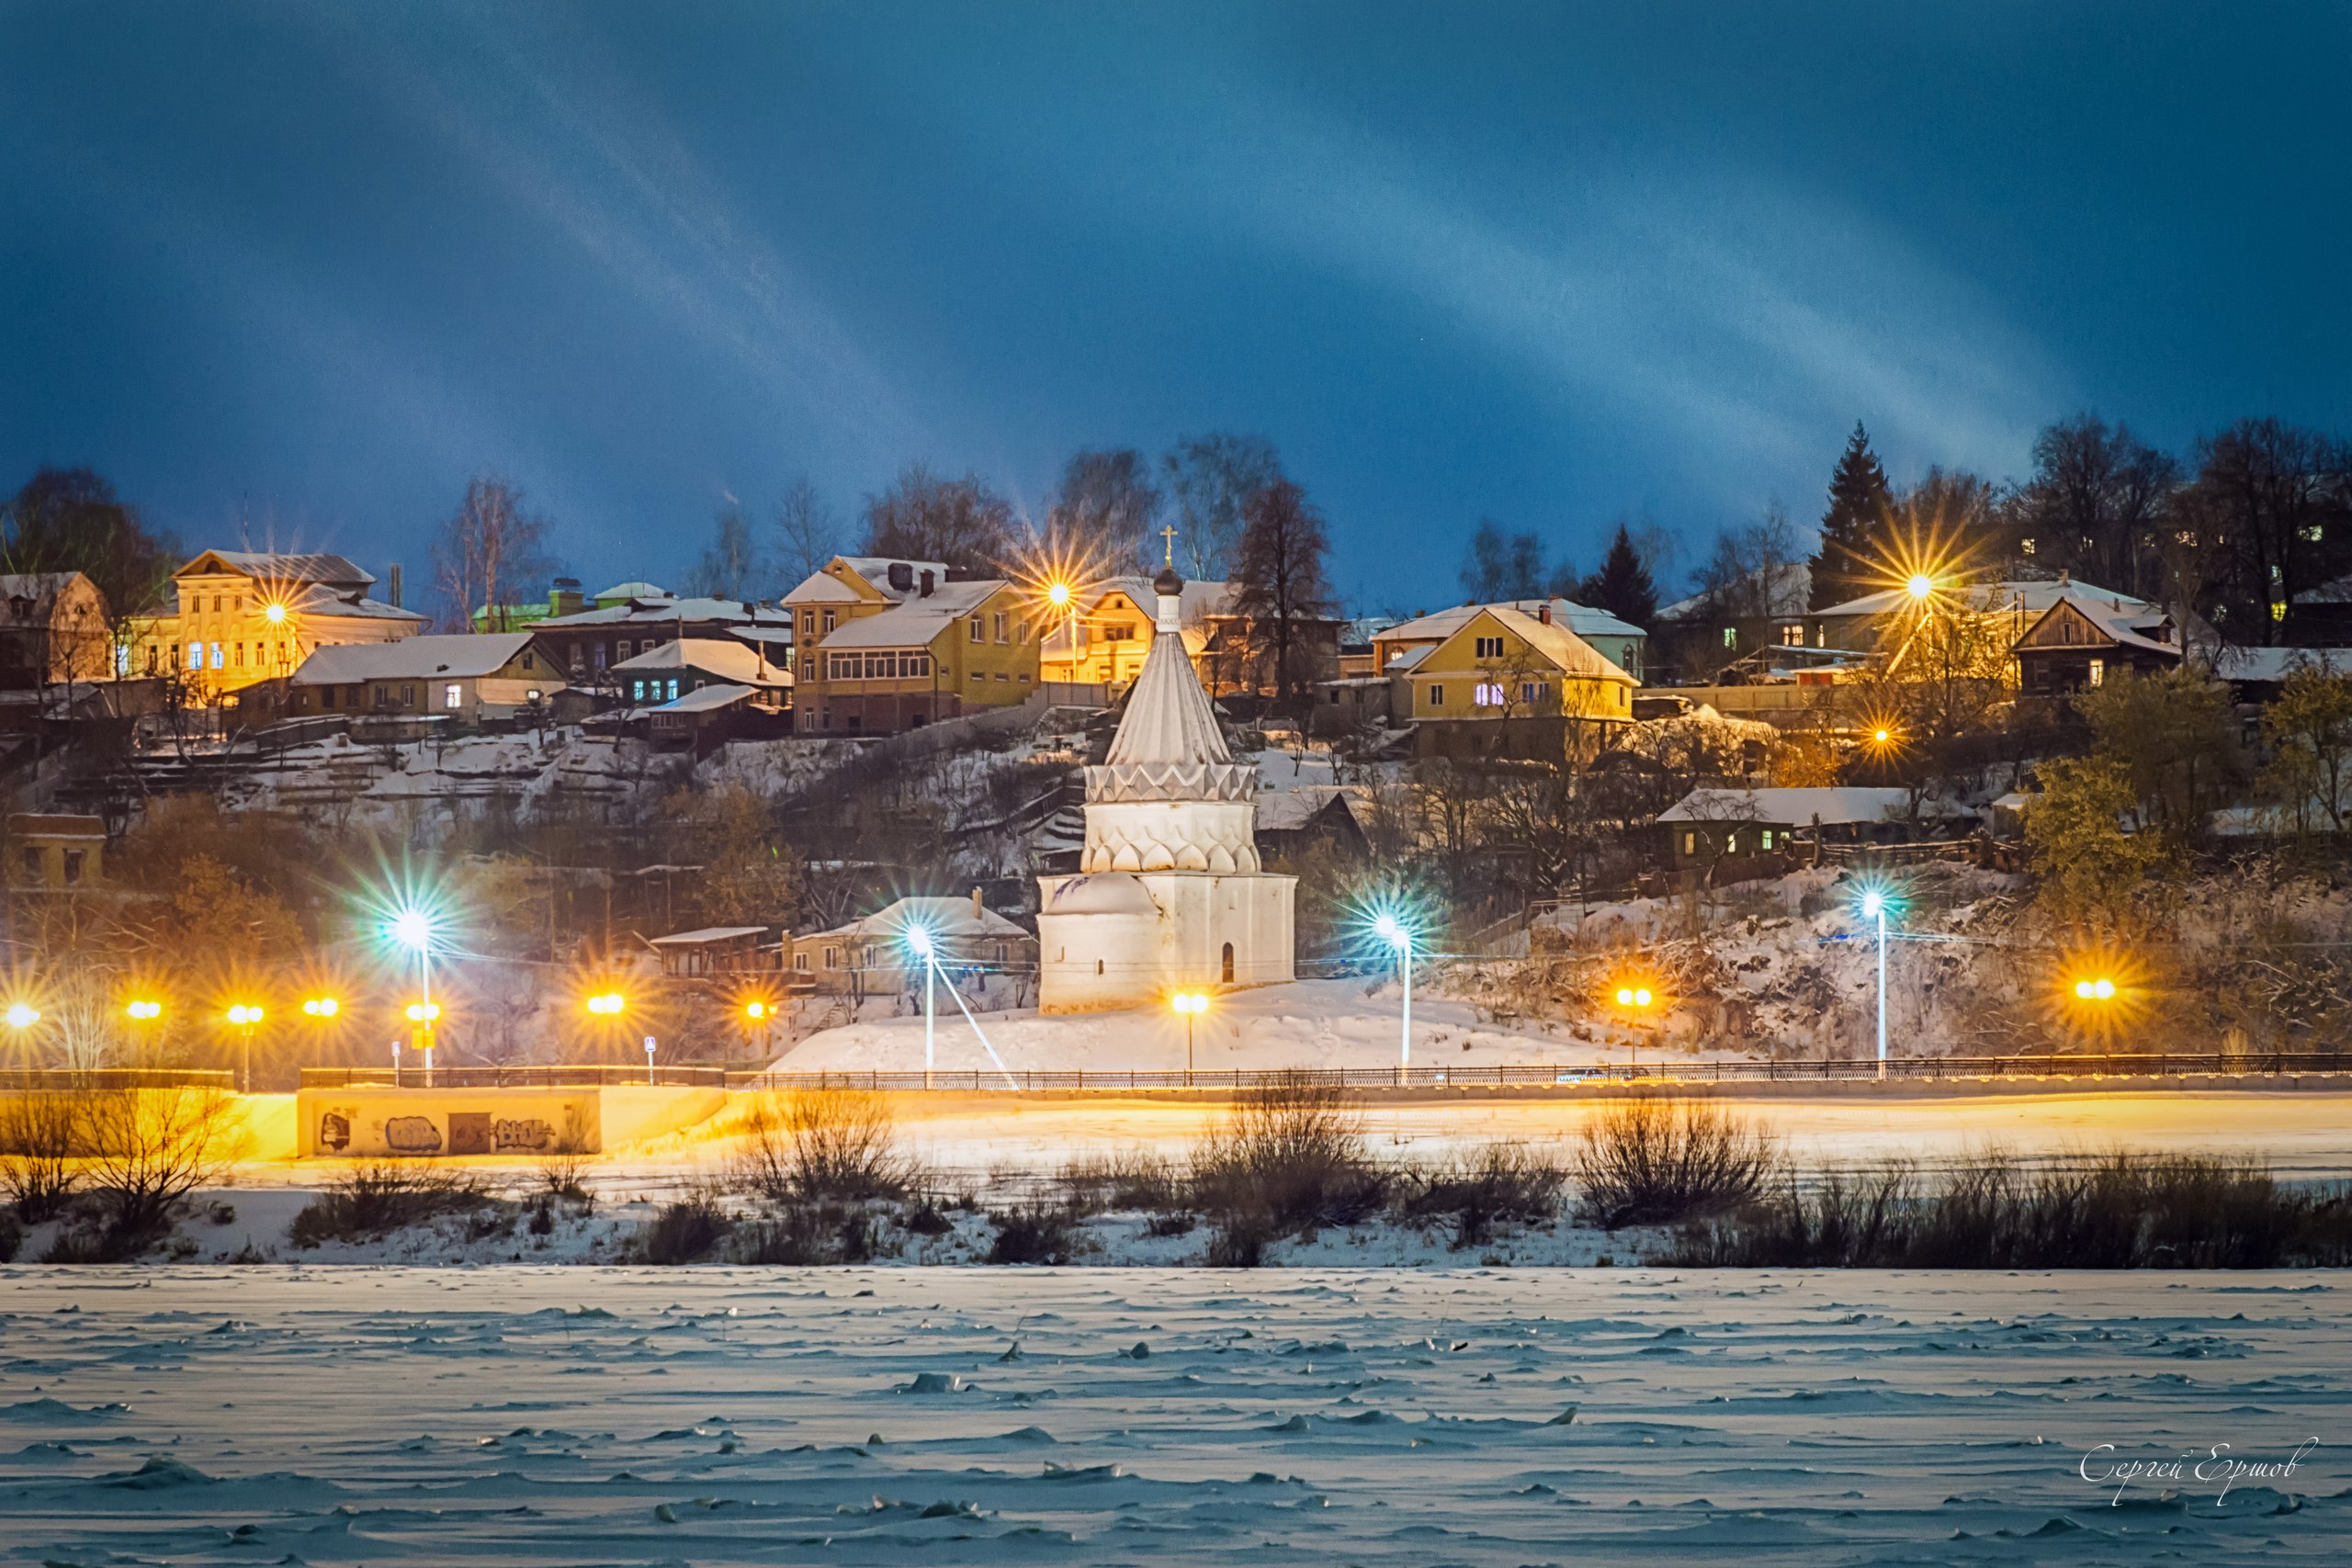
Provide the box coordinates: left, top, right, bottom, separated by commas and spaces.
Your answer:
1035, 567, 1296, 1012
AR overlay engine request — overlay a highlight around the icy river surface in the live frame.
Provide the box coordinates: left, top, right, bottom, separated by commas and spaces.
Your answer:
0, 1267, 2345, 1565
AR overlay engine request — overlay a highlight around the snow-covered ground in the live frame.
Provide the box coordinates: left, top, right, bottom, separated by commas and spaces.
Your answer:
0, 1267, 2340, 1564
775, 976, 1645, 1077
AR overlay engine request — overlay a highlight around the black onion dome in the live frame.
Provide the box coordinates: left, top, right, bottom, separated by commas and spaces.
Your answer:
1153, 566, 1185, 597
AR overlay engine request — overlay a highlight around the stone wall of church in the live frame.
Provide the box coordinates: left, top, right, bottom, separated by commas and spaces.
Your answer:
1080, 798, 1261, 874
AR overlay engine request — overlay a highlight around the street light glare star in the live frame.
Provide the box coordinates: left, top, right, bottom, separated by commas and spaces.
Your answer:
1860, 890, 1885, 918
1372, 912, 1410, 949
265, 602, 287, 625
389, 908, 435, 952
1905, 573, 1934, 601
1047, 582, 1071, 608
903, 923, 936, 959
4, 1003, 39, 1029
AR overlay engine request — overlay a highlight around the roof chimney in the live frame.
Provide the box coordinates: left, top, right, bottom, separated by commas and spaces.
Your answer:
1538, 602, 1553, 626
388, 563, 402, 609
920, 570, 934, 597
970, 886, 983, 918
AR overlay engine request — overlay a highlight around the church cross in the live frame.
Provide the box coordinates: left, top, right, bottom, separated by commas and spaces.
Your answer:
1161, 524, 1177, 568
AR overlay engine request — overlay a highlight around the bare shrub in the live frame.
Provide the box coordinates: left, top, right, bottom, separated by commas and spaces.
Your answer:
536, 1107, 593, 1202
1573, 1095, 1776, 1229
641, 1188, 733, 1264
733, 1201, 881, 1264
0, 1208, 17, 1261
987, 1204, 1077, 1265
1401, 1142, 1568, 1248
1674, 1151, 2352, 1268
1056, 1148, 1184, 1215
288, 1161, 494, 1248
1193, 1071, 1385, 1235
75, 1087, 244, 1243
0, 1094, 82, 1223
731, 1089, 913, 1202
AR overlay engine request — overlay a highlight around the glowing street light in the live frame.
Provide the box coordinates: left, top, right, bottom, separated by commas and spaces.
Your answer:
301, 996, 339, 1019
2074, 976, 2117, 1001
4, 1003, 39, 1031
1905, 573, 1935, 603
1372, 910, 1415, 1084
902, 921, 939, 1088
741, 997, 775, 1057
1170, 989, 1209, 1079
1856, 882, 1898, 1080
584, 993, 625, 1016
264, 602, 288, 625
126, 998, 164, 1021
226, 1003, 265, 1092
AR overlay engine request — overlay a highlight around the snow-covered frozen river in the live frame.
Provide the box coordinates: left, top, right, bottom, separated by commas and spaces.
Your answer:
0, 1268, 2343, 1564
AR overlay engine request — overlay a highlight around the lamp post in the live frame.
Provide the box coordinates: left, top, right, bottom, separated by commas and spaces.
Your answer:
405, 1001, 440, 1084
1373, 912, 1413, 1084
1612, 984, 1656, 1074
743, 998, 773, 1060
1171, 990, 1207, 1081
1860, 887, 1889, 1079
226, 1003, 265, 1092
904, 924, 937, 1088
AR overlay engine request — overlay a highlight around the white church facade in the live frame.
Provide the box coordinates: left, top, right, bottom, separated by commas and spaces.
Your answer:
1036, 567, 1296, 1012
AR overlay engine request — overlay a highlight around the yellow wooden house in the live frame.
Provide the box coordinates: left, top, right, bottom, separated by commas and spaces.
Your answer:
1392, 603, 1636, 759
784, 557, 1041, 735
128, 550, 425, 700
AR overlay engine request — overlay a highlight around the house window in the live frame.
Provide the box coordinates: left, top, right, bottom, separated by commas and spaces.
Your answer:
323, 687, 338, 710
1474, 682, 1504, 706
234, 642, 245, 668
993, 612, 1009, 643
2020, 537, 2036, 557
801, 610, 816, 637
1428, 684, 1443, 705
1221, 942, 1235, 984
444, 682, 461, 710
1759, 829, 1774, 851
1813, 625, 1826, 649
994, 671, 1008, 682
62, 850, 84, 886
822, 610, 836, 635
209, 642, 224, 669
521, 650, 535, 671
1721, 627, 1737, 649
1017, 619, 1030, 644
2088, 659, 2105, 688
970, 616, 985, 641
187, 641, 202, 671
1521, 681, 1542, 704
823, 945, 841, 970
632, 681, 646, 703
401, 684, 415, 705
18, 847, 40, 883
616, 639, 633, 660
667, 679, 680, 701
1475, 635, 1503, 658
970, 671, 984, 682
593, 643, 607, 671
793, 951, 809, 973
1778, 624, 1803, 647
1681, 831, 1697, 855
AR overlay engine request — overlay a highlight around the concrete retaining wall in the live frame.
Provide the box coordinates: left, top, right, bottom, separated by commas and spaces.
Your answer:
294, 1084, 725, 1158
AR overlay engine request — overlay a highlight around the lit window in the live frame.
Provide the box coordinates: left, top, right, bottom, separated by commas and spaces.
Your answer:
1474, 682, 1505, 706
667, 679, 679, 701
444, 682, 461, 709
2087, 659, 2105, 688
1759, 829, 1774, 851
1721, 627, 1737, 649
2020, 537, 2036, 556
632, 681, 646, 703
187, 641, 202, 671
209, 642, 223, 669
1681, 831, 1696, 854
1778, 624, 1803, 646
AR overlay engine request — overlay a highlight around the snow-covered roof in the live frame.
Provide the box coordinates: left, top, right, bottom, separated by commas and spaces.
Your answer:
1252, 784, 1371, 833
809, 895, 1029, 943
535, 597, 789, 629
1375, 598, 1646, 646
647, 925, 768, 945
783, 570, 867, 605
594, 581, 669, 602
178, 549, 373, 588
283, 584, 425, 623
650, 682, 761, 714
1815, 577, 2142, 621
1102, 583, 1233, 771
837, 557, 952, 599
290, 633, 541, 684
612, 637, 786, 685
1476, 606, 1639, 685
816, 581, 1004, 649
2209, 646, 2352, 683
0, 571, 89, 609
1657, 785, 1964, 826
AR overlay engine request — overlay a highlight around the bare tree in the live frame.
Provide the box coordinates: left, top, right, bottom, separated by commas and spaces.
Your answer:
77, 1085, 243, 1239
861, 464, 1017, 578
1230, 476, 1336, 704
1045, 448, 1161, 572
2189, 418, 2352, 644
2013, 414, 2178, 596
433, 475, 554, 632
772, 475, 838, 590
1161, 434, 1279, 581
682, 503, 760, 600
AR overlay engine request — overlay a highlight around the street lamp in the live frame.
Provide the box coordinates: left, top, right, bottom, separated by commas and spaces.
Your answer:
903, 922, 938, 1088
126, 998, 164, 1021
585, 991, 626, 1015
1373, 911, 1414, 1084
301, 996, 339, 1019
226, 1003, 265, 1092
1905, 573, 1934, 603
1858, 885, 1894, 1079
405, 999, 439, 1084
2074, 976, 2117, 1001
1611, 983, 1657, 1071
1170, 990, 1208, 1080
742, 998, 775, 1058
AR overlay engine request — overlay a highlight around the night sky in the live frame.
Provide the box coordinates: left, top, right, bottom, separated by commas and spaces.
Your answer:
5, 1, 2347, 610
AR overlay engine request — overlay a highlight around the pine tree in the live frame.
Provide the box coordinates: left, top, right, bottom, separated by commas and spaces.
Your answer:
1577, 524, 1658, 626
1809, 422, 1894, 608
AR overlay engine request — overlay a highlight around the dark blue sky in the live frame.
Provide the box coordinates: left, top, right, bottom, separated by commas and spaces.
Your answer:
6, 2, 2348, 611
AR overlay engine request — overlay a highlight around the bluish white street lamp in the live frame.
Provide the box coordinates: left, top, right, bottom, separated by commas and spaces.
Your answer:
903, 921, 938, 1088
1858, 886, 1891, 1080
1373, 910, 1414, 1084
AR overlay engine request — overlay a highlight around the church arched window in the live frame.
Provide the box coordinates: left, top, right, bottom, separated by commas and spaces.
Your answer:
1221, 943, 1235, 984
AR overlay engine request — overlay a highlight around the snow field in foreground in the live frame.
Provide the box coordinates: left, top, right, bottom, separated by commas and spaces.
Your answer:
0, 1268, 2342, 1565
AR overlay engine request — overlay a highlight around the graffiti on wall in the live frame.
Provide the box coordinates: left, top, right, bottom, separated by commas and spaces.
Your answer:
384, 1115, 443, 1155
318, 1111, 351, 1152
